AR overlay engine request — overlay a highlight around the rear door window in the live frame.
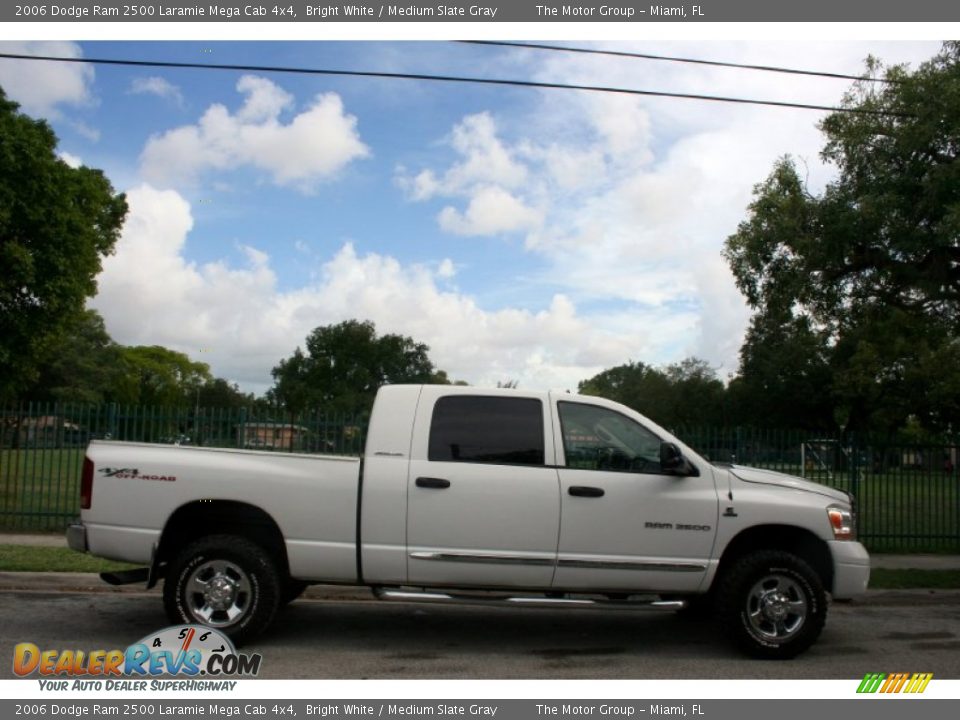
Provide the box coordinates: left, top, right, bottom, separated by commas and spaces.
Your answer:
428, 396, 545, 466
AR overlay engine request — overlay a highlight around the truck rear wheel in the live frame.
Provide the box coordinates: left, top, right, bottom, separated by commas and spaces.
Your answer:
163, 534, 281, 645
716, 550, 827, 659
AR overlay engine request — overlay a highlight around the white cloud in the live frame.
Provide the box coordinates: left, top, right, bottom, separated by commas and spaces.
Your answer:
437, 259, 457, 279
72, 122, 101, 143
234, 75, 291, 122
58, 151, 82, 168
444, 112, 528, 192
588, 94, 655, 160
538, 144, 608, 192
92, 185, 655, 393
397, 112, 537, 238
437, 186, 543, 236
130, 76, 184, 107
0, 41, 93, 117
139, 75, 369, 190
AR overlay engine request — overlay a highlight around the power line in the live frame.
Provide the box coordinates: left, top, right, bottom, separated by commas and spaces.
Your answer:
0, 52, 911, 117
460, 40, 899, 85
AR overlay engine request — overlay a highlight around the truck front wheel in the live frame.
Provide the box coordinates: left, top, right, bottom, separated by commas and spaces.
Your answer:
716, 550, 827, 659
163, 534, 281, 645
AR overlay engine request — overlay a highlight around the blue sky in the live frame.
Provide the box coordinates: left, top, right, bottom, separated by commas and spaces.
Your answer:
0, 39, 942, 393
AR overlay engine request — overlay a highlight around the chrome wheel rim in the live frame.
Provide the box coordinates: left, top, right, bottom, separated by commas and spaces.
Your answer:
185, 559, 252, 627
745, 573, 808, 643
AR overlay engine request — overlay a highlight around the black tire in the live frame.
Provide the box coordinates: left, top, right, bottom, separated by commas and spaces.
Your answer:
281, 579, 308, 606
163, 534, 281, 646
672, 594, 714, 621
716, 550, 827, 659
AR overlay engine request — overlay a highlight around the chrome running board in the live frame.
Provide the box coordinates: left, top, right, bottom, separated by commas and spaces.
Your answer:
372, 587, 686, 610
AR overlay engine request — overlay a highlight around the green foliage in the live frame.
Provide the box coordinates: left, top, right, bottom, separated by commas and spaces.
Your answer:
23, 309, 126, 404
727, 311, 834, 431
578, 357, 725, 428
20, 309, 254, 410
197, 377, 255, 409
270, 320, 443, 413
116, 345, 213, 406
723, 43, 960, 435
0, 89, 128, 401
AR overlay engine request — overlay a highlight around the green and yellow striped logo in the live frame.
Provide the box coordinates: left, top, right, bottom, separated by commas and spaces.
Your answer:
857, 672, 933, 694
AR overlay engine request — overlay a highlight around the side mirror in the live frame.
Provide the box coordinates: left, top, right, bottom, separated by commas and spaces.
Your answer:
660, 442, 695, 476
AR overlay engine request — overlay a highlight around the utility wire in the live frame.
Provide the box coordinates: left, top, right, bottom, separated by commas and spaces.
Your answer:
460, 40, 899, 85
0, 52, 911, 117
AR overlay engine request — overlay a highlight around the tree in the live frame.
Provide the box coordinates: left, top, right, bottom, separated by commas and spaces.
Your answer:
270, 320, 442, 413
0, 88, 128, 401
24, 310, 253, 409
663, 358, 727, 427
726, 310, 834, 430
197, 378, 255, 409
723, 44, 960, 435
23, 309, 126, 404
578, 357, 725, 428
579, 361, 672, 421
116, 346, 213, 407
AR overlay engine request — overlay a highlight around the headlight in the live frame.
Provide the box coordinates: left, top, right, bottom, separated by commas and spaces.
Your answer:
827, 505, 856, 540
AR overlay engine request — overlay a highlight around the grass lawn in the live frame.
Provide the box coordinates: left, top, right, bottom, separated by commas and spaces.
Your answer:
0, 448, 84, 532
0, 545, 138, 573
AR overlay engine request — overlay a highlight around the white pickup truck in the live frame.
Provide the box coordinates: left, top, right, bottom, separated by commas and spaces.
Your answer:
68, 384, 869, 658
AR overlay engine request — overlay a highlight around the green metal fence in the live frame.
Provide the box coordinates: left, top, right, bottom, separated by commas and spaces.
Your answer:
1, 402, 958, 552
679, 426, 960, 553
0, 402, 368, 532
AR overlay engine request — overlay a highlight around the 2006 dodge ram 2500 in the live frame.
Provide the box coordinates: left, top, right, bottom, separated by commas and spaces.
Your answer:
68, 385, 869, 658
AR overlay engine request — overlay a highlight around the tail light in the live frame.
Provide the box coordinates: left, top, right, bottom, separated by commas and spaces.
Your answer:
80, 457, 94, 509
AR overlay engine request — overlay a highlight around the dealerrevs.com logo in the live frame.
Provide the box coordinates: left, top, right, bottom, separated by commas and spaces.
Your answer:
13, 625, 261, 691
857, 672, 934, 694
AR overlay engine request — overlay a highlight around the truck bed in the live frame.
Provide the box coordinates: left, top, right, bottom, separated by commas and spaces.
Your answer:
82, 441, 362, 582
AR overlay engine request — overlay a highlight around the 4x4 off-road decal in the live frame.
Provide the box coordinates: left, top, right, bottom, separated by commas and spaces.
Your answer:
98, 467, 177, 481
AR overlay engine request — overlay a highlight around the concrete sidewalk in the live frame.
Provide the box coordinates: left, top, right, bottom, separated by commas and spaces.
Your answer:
2, 532, 959, 570
0, 533, 66, 548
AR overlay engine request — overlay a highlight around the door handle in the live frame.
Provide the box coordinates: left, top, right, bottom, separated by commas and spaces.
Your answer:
416, 477, 451, 489
568, 486, 604, 498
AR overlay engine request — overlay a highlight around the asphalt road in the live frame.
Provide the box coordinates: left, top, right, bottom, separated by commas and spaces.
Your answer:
3, 588, 960, 679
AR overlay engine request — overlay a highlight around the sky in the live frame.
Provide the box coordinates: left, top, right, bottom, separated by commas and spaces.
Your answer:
0, 39, 943, 395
